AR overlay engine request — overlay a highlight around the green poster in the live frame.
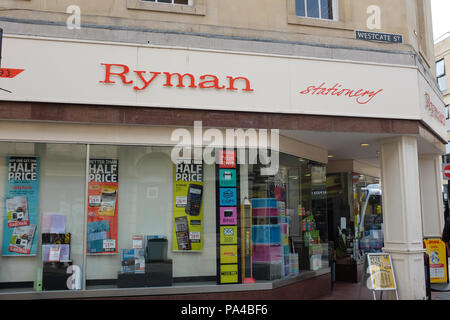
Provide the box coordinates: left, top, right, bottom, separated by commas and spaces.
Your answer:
173, 159, 204, 251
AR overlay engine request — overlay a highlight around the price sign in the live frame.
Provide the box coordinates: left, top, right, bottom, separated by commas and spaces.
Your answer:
48, 246, 61, 262
103, 239, 116, 251
189, 231, 201, 241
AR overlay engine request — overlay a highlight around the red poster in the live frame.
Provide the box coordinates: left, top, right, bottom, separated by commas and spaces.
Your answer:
219, 150, 237, 169
87, 159, 119, 255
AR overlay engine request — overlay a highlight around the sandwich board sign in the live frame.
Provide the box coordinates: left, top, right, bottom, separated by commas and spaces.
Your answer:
424, 238, 448, 284
362, 253, 399, 300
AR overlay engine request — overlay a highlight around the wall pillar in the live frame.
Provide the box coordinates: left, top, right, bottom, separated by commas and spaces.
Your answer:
419, 154, 445, 238
379, 136, 426, 300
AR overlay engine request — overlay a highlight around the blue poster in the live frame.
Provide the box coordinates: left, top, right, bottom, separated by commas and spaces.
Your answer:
2, 156, 40, 256
220, 188, 237, 206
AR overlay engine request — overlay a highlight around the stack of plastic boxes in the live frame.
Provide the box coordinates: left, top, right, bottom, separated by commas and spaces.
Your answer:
276, 200, 291, 277
280, 216, 290, 277
251, 198, 282, 281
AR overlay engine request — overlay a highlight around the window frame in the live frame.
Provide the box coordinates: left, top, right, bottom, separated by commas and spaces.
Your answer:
436, 59, 445, 78
127, 0, 205, 16
287, 0, 352, 31
295, 0, 336, 21
141, 0, 193, 5
436, 59, 447, 92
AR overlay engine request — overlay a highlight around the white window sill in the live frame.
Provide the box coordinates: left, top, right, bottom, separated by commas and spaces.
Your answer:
287, 14, 352, 31
127, 0, 206, 16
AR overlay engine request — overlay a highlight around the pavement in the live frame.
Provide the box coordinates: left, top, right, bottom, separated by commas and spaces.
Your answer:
318, 281, 450, 300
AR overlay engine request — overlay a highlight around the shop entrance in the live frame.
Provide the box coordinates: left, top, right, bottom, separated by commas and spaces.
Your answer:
326, 172, 382, 283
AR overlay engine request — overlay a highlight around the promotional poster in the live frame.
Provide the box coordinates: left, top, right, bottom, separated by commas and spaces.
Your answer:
2, 156, 39, 256
87, 159, 119, 255
216, 150, 241, 284
424, 239, 448, 284
367, 253, 397, 291
173, 159, 204, 252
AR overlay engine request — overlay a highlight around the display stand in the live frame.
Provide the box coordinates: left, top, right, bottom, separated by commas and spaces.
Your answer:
424, 238, 450, 292
360, 253, 399, 300
118, 236, 173, 288
41, 233, 73, 291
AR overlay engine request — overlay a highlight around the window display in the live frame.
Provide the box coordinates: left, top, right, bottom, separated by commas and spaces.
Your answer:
0, 142, 330, 296
0, 142, 86, 292
248, 153, 329, 277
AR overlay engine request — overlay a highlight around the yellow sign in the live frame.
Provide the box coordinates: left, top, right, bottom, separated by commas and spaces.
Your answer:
220, 245, 238, 264
172, 159, 204, 251
424, 239, 448, 284
220, 226, 237, 245
367, 253, 396, 291
220, 264, 238, 283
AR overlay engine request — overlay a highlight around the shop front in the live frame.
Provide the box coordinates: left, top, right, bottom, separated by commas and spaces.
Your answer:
0, 34, 446, 299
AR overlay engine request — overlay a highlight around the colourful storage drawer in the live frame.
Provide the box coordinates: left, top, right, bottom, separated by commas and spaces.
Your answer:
252, 244, 282, 262
251, 198, 277, 209
252, 207, 278, 217
252, 225, 281, 244
252, 261, 283, 281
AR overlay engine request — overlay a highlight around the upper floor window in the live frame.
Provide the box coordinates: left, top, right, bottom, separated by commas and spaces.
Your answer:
437, 59, 447, 92
128, 0, 204, 15
296, 0, 334, 20
142, 0, 192, 5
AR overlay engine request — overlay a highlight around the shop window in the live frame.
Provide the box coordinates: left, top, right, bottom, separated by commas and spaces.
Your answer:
353, 175, 383, 257
437, 59, 447, 92
295, 0, 335, 20
0, 142, 329, 295
247, 153, 329, 276
85, 145, 217, 287
0, 142, 86, 291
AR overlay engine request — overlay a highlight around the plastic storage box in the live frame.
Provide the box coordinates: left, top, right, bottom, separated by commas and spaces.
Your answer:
145, 237, 168, 263
252, 207, 278, 217
252, 244, 282, 262
252, 261, 283, 280
252, 225, 281, 244
251, 198, 277, 209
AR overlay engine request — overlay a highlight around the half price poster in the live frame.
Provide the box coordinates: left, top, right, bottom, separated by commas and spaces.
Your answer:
2, 156, 39, 256
87, 159, 119, 255
173, 159, 204, 252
